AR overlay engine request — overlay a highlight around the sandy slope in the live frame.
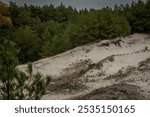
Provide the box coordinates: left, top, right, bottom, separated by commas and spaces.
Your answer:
18, 33, 150, 100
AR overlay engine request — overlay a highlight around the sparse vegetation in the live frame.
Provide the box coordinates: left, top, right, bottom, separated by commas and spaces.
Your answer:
73, 84, 145, 100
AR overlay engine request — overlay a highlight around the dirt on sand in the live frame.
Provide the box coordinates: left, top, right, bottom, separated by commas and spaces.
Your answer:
73, 84, 145, 100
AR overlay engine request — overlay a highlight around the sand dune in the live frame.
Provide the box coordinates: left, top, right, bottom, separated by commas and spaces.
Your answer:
18, 33, 150, 99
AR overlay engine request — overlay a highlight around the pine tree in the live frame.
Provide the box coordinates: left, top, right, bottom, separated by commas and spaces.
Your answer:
0, 40, 51, 100
12, 26, 40, 63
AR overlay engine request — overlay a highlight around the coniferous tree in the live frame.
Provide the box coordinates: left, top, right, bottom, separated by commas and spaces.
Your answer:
12, 26, 40, 63
0, 40, 51, 100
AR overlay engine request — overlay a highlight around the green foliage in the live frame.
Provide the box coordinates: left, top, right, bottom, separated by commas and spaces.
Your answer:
119, 0, 150, 33
0, 41, 51, 100
41, 35, 70, 57
96, 9, 131, 38
41, 21, 61, 40
65, 9, 131, 47
16, 9, 32, 25
12, 26, 40, 63
1, 1, 150, 63
39, 21, 68, 57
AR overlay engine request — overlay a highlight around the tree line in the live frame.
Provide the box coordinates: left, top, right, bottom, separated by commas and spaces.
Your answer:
1, 0, 150, 63
0, 0, 150, 99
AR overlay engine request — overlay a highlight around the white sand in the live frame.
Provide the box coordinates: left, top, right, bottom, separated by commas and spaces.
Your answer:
18, 33, 150, 99
18, 33, 150, 78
